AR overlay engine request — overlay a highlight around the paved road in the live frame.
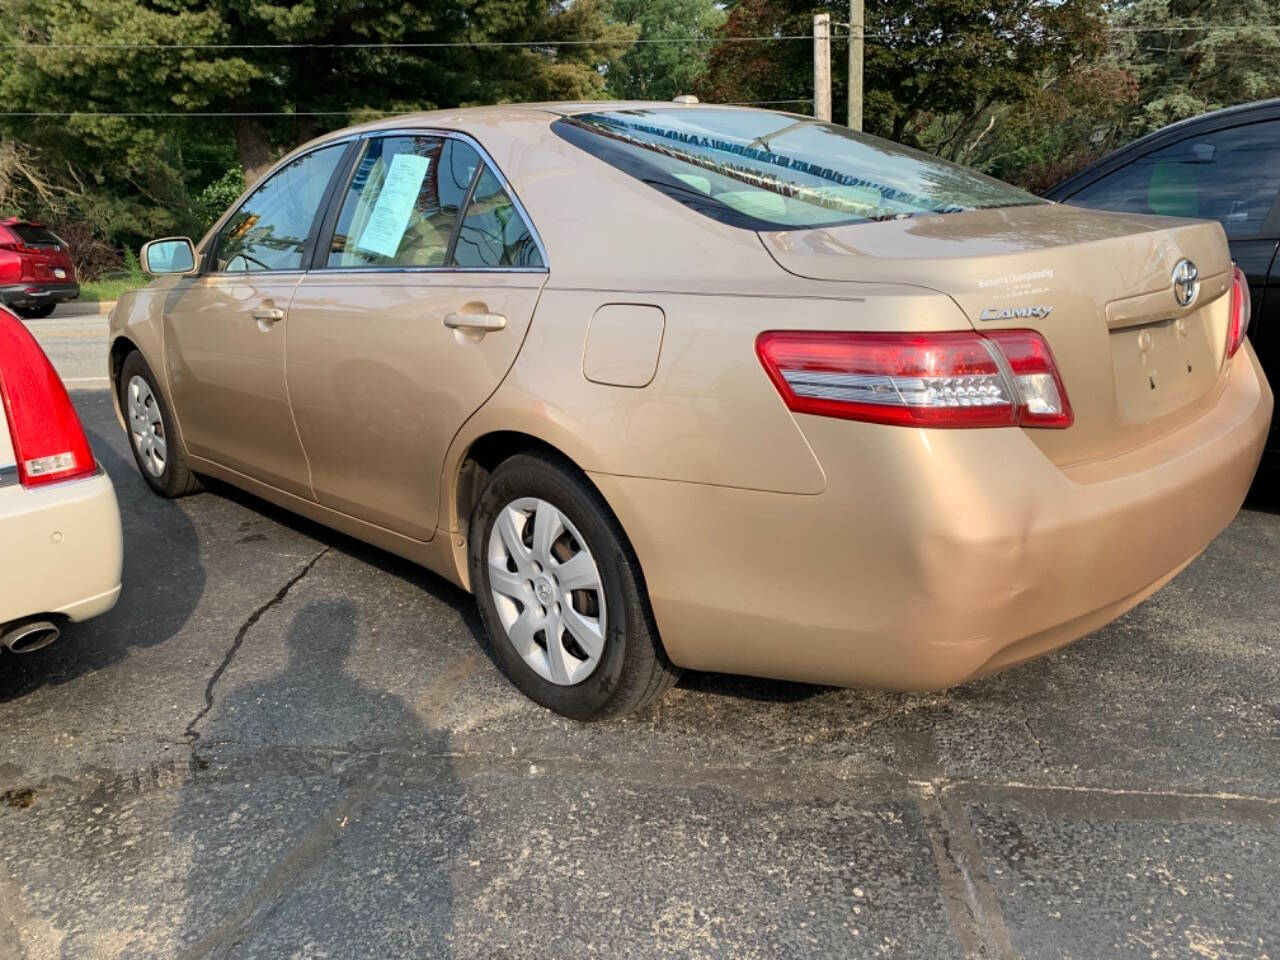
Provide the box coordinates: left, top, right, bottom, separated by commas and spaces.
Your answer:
16, 302, 113, 385
1, 322, 1277, 958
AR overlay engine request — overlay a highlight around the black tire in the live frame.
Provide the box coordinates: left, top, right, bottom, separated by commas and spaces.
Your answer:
469, 452, 680, 721
15, 303, 55, 319
118, 351, 201, 498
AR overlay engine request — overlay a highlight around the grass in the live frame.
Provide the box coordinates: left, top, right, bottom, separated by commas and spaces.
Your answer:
78, 274, 149, 303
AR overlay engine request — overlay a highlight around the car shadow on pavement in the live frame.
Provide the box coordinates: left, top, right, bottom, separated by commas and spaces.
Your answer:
197, 478, 835, 710
676, 669, 832, 704
196, 476, 496, 656
1244, 474, 1279, 514
174, 598, 464, 956
0, 392, 206, 704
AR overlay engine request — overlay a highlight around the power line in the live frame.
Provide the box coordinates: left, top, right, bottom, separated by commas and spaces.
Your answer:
0, 103, 825, 117
0, 35, 811, 51
1105, 23, 1280, 32
0, 111, 386, 117
4, 24, 1277, 51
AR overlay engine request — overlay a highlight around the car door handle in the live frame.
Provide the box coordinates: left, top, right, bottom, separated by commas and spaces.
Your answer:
444, 312, 506, 332
251, 306, 285, 323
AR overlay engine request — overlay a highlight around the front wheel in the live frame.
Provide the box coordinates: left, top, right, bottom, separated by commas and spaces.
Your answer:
119, 351, 201, 498
469, 453, 680, 720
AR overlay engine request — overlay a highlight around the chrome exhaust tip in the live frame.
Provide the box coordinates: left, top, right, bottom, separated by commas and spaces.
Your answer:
1, 619, 60, 654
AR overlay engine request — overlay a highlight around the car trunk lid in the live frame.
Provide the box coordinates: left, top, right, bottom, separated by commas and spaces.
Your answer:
760, 203, 1234, 466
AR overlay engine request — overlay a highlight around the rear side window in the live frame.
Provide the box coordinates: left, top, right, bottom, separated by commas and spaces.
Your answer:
5, 223, 61, 247
553, 108, 1040, 231
1068, 120, 1280, 238
452, 168, 545, 268
328, 135, 481, 267
213, 142, 347, 272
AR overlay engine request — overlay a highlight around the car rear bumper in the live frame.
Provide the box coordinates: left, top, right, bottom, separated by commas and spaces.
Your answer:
0, 468, 123, 628
0, 283, 80, 307
592, 344, 1273, 690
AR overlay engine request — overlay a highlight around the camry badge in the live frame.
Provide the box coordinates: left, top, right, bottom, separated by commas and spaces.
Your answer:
979, 305, 1053, 321
1172, 259, 1199, 307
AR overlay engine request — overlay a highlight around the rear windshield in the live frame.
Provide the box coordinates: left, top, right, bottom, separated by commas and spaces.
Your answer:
553, 108, 1041, 231
6, 223, 61, 246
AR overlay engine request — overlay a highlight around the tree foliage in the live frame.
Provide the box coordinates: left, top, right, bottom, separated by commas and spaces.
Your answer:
0, 0, 1276, 256
1111, 0, 1280, 135
603, 0, 724, 101
698, 1, 1118, 170
0, 0, 633, 243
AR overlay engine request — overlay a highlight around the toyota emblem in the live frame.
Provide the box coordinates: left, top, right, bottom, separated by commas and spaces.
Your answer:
1172, 259, 1199, 308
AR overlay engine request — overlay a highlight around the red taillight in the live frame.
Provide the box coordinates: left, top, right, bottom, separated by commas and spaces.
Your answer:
0, 309, 95, 487
756, 329, 1073, 429
982, 329, 1073, 428
1227, 264, 1251, 359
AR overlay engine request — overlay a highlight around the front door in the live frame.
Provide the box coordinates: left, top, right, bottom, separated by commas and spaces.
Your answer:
163, 142, 350, 497
285, 133, 548, 540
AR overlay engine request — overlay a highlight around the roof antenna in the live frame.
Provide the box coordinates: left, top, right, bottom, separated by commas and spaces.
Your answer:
672, 95, 699, 105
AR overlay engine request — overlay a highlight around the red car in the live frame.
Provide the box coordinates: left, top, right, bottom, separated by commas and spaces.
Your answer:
0, 219, 78, 319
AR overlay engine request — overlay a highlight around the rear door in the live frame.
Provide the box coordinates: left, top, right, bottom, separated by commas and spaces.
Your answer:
285, 132, 548, 540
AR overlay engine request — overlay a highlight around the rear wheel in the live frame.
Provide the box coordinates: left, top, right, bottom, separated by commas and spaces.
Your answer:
119, 351, 201, 498
14, 303, 55, 319
469, 452, 680, 720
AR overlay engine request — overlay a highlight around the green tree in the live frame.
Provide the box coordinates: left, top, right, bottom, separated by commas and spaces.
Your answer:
604, 0, 724, 101
1111, 0, 1280, 136
0, 0, 635, 247
699, 0, 1112, 146
1, 0, 633, 184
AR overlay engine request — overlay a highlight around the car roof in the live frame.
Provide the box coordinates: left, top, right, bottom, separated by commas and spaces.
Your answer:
1045, 98, 1280, 201
308, 100, 794, 145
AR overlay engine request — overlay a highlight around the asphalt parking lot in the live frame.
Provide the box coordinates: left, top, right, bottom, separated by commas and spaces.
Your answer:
2, 310, 1278, 959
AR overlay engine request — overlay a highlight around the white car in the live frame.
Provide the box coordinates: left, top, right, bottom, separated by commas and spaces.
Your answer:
0, 308, 122, 652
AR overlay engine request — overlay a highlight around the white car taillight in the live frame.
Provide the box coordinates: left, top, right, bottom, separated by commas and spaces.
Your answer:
756, 329, 1073, 429
0, 309, 96, 487
1226, 263, 1251, 359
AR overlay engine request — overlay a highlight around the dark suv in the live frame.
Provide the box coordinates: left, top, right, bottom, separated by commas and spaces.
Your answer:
0, 219, 78, 318
1046, 98, 1279, 473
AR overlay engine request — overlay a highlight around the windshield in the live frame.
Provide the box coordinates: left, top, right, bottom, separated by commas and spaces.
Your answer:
554, 108, 1042, 231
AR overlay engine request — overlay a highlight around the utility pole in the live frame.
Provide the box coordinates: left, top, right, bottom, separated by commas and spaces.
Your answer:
848, 0, 864, 130
813, 13, 832, 122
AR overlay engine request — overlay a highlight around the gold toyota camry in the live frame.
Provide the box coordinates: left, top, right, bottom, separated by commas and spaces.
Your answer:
109, 102, 1273, 719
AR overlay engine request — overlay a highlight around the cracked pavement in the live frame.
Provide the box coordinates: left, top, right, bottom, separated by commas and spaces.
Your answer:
0, 386, 1278, 959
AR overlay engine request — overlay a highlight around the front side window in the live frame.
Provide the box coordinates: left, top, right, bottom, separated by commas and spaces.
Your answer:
1069, 120, 1280, 238
213, 143, 347, 272
328, 135, 481, 267
553, 108, 1040, 231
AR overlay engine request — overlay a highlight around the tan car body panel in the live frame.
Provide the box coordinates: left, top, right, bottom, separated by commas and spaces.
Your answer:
591, 345, 1270, 688
162, 273, 312, 497
108, 103, 1274, 690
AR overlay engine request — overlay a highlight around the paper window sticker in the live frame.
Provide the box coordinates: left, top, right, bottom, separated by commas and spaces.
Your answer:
355, 153, 432, 259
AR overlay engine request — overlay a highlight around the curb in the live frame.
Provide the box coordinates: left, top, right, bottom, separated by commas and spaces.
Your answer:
58, 300, 116, 317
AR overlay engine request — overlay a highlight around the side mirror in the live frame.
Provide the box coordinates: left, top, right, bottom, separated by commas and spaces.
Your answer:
141, 237, 197, 275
